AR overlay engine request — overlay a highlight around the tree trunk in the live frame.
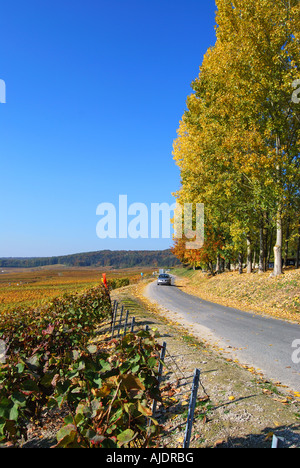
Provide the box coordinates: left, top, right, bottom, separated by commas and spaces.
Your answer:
273, 209, 283, 276
216, 253, 220, 274
259, 222, 265, 273
252, 250, 256, 271
207, 261, 214, 276
267, 228, 274, 268
296, 220, 300, 269
284, 218, 290, 268
246, 235, 252, 274
272, 136, 283, 277
238, 252, 243, 274
263, 213, 269, 272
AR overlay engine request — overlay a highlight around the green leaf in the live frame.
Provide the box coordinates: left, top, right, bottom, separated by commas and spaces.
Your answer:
16, 362, 25, 373
9, 404, 19, 421
40, 371, 56, 387
87, 344, 97, 354
0, 398, 12, 419
22, 379, 39, 393
148, 357, 158, 368
55, 424, 78, 448
26, 354, 40, 371
109, 406, 123, 423
11, 392, 26, 408
99, 360, 111, 372
131, 364, 140, 373
90, 399, 101, 417
116, 429, 135, 446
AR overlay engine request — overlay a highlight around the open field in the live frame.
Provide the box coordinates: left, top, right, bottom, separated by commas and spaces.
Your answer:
171, 267, 300, 324
0, 266, 153, 313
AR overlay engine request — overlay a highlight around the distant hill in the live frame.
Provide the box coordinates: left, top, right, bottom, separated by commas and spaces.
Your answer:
0, 249, 180, 269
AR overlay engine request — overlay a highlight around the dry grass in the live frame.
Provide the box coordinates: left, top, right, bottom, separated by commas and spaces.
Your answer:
172, 267, 300, 324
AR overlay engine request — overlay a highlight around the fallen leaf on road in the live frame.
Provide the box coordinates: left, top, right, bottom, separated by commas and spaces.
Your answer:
264, 432, 274, 441
272, 397, 289, 405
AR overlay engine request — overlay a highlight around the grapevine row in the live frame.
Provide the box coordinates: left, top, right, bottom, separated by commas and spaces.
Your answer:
0, 285, 162, 447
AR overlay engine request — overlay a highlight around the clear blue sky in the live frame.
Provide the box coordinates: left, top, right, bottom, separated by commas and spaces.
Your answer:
0, 0, 217, 257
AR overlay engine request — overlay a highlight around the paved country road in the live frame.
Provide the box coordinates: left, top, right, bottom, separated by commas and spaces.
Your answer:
144, 276, 300, 393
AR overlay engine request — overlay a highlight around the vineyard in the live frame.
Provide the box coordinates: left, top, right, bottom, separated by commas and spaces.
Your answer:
0, 282, 163, 448
0, 268, 143, 313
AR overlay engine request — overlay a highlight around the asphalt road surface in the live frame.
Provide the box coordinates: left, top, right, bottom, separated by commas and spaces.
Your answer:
145, 276, 300, 393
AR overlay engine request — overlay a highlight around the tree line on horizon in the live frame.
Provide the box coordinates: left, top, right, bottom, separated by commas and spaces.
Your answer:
0, 249, 180, 269
172, 0, 300, 276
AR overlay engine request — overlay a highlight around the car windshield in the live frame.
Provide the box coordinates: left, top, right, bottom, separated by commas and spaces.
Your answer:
159, 274, 169, 278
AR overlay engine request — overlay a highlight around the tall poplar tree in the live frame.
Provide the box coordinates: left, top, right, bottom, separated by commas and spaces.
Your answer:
172, 0, 300, 276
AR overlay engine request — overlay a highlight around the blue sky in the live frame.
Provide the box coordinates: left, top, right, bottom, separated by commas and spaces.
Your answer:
0, 0, 217, 257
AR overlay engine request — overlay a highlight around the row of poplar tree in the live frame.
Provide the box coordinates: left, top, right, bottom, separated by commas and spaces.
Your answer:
172, 0, 300, 276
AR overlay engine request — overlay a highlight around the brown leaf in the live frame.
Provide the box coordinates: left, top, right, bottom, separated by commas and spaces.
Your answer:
119, 374, 145, 391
